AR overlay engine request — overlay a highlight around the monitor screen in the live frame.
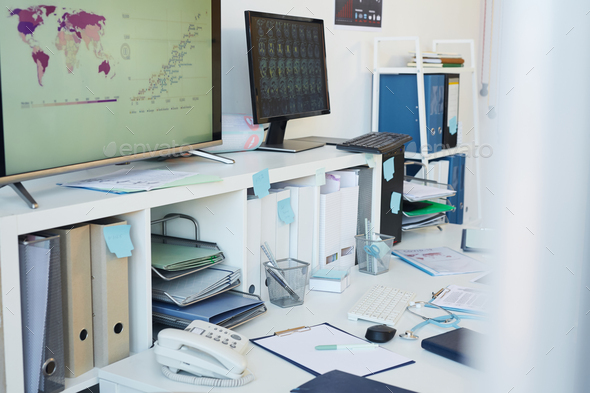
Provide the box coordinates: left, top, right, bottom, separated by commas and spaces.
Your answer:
0, 0, 221, 184
245, 11, 330, 125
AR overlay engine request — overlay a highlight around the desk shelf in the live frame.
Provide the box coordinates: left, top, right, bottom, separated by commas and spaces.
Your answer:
0, 147, 382, 392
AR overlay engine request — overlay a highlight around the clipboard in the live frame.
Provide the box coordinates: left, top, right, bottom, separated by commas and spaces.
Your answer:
250, 323, 414, 377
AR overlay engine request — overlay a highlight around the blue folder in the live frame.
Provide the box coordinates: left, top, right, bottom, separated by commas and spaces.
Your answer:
437, 154, 465, 224
378, 74, 445, 154
290, 370, 418, 392
152, 291, 264, 325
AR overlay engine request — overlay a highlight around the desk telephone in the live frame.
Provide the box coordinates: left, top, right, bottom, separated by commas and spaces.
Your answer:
154, 320, 255, 387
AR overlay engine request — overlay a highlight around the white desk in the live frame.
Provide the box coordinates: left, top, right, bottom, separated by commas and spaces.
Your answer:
99, 224, 489, 393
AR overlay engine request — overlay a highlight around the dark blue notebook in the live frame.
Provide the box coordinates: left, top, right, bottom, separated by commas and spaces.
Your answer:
420, 327, 483, 368
290, 370, 417, 393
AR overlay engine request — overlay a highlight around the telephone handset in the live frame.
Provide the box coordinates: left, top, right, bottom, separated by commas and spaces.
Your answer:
154, 321, 255, 387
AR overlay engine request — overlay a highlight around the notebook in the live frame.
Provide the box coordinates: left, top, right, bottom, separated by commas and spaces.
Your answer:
290, 370, 418, 393
421, 328, 483, 368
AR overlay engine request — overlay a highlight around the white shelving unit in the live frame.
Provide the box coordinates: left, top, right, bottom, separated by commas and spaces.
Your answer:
370, 36, 481, 220
0, 147, 382, 392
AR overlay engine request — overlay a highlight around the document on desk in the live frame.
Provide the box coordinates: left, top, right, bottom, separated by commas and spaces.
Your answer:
393, 247, 487, 276
403, 181, 455, 202
59, 169, 222, 193
431, 285, 490, 314
251, 323, 414, 377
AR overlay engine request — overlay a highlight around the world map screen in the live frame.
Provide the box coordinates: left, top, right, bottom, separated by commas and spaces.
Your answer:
0, 0, 219, 177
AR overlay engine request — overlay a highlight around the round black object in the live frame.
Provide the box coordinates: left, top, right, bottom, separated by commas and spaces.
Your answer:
365, 324, 397, 343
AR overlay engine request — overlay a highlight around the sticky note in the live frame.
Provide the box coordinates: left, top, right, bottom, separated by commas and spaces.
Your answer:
315, 167, 326, 186
365, 154, 376, 168
449, 116, 458, 135
252, 168, 270, 198
390, 192, 402, 215
277, 198, 295, 224
103, 225, 134, 258
383, 157, 395, 181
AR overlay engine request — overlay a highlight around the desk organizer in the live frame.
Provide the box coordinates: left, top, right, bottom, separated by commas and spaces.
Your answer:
309, 264, 351, 293
355, 233, 395, 275
264, 258, 309, 308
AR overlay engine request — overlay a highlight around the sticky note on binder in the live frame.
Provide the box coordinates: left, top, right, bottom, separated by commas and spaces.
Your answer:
253, 168, 270, 198
316, 167, 326, 186
383, 158, 395, 181
449, 116, 458, 135
103, 225, 134, 258
365, 154, 376, 168
277, 198, 295, 224
390, 192, 402, 215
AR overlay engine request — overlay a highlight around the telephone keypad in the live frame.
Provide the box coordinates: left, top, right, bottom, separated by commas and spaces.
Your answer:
185, 321, 249, 354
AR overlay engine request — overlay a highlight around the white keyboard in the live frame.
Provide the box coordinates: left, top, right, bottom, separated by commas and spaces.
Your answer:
348, 285, 416, 326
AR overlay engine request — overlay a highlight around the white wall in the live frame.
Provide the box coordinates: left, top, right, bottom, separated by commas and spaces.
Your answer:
221, 0, 480, 139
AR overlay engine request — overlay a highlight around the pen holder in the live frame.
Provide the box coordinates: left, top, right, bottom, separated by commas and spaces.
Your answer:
264, 258, 309, 308
355, 234, 395, 275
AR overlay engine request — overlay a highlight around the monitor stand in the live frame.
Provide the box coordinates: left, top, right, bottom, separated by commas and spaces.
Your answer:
0, 182, 39, 209
257, 120, 324, 153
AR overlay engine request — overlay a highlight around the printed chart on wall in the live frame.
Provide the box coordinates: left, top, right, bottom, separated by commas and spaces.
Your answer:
0, 0, 214, 175
334, 0, 382, 31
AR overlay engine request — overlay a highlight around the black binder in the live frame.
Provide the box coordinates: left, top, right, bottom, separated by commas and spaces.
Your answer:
442, 74, 460, 149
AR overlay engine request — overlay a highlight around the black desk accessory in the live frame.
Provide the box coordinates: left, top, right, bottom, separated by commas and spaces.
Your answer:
365, 324, 397, 343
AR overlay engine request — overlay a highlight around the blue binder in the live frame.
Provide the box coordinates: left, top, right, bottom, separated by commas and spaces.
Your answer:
424, 74, 445, 153
378, 75, 420, 153
438, 154, 465, 224
378, 74, 444, 154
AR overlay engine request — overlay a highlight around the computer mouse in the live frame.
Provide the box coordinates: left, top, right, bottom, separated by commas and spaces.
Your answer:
365, 324, 397, 343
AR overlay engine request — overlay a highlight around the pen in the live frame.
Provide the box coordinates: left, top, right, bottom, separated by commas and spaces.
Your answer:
315, 344, 379, 351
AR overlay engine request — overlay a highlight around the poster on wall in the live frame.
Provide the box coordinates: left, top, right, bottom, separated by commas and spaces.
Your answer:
334, 0, 382, 31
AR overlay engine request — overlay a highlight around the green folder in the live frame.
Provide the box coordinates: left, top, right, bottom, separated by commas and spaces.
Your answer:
151, 243, 222, 271
403, 200, 454, 217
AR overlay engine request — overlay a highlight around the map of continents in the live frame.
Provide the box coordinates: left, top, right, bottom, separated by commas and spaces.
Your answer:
8, 5, 115, 86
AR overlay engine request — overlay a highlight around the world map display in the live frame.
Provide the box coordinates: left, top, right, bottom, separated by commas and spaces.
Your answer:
8, 5, 115, 86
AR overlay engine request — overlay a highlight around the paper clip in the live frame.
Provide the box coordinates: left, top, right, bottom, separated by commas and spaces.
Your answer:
275, 326, 311, 337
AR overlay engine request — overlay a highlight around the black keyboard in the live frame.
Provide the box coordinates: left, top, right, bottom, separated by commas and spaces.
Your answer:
336, 132, 413, 154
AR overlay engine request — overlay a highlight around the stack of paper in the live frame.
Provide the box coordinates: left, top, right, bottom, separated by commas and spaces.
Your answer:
392, 247, 487, 276
152, 265, 241, 306
403, 181, 455, 202
59, 168, 222, 194
402, 213, 446, 231
151, 243, 224, 271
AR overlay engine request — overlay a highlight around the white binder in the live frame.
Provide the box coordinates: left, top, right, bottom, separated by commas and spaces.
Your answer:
286, 186, 315, 265
260, 192, 277, 302
271, 189, 291, 260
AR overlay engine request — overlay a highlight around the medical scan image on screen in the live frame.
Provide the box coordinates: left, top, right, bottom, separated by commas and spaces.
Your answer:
250, 16, 328, 120
0, 0, 214, 176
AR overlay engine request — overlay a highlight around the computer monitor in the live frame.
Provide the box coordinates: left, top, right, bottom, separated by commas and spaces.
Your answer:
245, 11, 331, 153
0, 0, 222, 201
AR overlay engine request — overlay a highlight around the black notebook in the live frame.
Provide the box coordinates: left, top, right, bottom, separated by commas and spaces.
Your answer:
421, 328, 483, 368
290, 370, 417, 393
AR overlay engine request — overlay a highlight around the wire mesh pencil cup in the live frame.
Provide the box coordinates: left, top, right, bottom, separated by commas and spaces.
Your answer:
355, 234, 395, 275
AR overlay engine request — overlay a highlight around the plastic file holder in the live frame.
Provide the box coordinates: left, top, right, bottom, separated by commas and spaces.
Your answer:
151, 214, 225, 281
19, 234, 65, 393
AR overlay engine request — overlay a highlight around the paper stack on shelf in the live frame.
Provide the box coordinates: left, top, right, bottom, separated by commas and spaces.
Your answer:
152, 265, 241, 306
151, 243, 224, 271
402, 213, 446, 231
152, 291, 267, 330
407, 51, 465, 68
403, 180, 455, 202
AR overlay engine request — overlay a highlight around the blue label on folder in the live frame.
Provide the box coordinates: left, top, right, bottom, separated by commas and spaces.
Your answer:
383, 157, 395, 182
278, 198, 295, 224
103, 225, 134, 258
390, 192, 402, 215
252, 168, 270, 198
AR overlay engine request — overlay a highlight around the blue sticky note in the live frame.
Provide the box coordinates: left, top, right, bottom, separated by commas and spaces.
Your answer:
252, 168, 270, 198
390, 192, 402, 215
383, 157, 395, 182
103, 225, 134, 258
365, 154, 376, 168
316, 167, 326, 186
277, 198, 295, 224
449, 116, 458, 135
